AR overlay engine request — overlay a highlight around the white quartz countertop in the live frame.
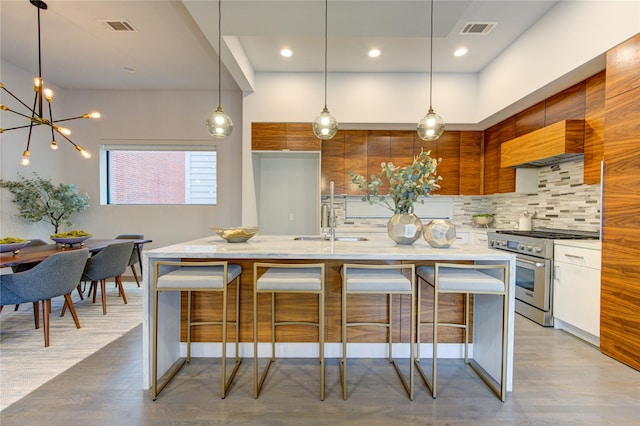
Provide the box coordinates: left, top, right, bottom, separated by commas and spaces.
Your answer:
146, 234, 514, 261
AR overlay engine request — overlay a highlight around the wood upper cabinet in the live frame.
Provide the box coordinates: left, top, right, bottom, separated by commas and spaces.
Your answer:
459, 131, 483, 195
516, 102, 545, 136
584, 71, 606, 185
321, 130, 345, 194
252, 123, 287, 150
483, 117, 515, 194
390, 131, 415, 168
252, 122, 321, 151
605, 32, 640, 99
545, 81, 586, 125
344, 130, 368, 195
434, 132, 460, 195
366, 130, 392, 194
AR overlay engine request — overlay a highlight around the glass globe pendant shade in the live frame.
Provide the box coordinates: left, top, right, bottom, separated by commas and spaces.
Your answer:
417, 108, 445, 141
312, 106, 338, 139
206, 105, 233, 138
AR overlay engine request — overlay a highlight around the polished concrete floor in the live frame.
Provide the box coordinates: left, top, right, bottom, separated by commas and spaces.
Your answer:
1, 315, 639, 425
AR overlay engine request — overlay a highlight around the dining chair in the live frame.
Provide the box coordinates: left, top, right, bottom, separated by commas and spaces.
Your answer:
7, 239, 50, 325
79, 241, 135, 315
0, 248, 89, 347
115, 234, 145, 286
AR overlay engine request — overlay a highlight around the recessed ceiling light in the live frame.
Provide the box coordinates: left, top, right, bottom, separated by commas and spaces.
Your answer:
368, 49, 381, 58
280, 48, 293, 57
454, 48, 468, 57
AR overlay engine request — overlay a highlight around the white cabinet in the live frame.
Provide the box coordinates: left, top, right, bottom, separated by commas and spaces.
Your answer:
553, 241, 601, 346
470, 231, 488, 246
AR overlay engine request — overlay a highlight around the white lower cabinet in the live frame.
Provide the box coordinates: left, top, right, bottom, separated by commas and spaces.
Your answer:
470, 231, 488, 246
553, 242, 601, 346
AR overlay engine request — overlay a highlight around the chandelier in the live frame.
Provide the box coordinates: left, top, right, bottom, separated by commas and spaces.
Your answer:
0, 0, 100, 166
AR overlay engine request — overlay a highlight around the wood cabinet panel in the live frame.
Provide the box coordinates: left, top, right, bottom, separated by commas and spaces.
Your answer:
436, 131, 460, 195
545, 81, 586, 125
601, 78, 640, 371
252, 123, 287, 150
483, 130, 500, 195
286, 123, 321, 151
344, 130, 368, 195
515, 102, 545, 136
584, 71, 606, 185
605, 32, 640, 99
321, 130, 345, 194
390, 131, 415, 168
495, 117, 516, 193
459, 131, 483, 195
367, 130, 391, 194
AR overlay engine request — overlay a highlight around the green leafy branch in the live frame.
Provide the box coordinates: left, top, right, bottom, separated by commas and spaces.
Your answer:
349, 149, 442, 214
0, 173, 90, 233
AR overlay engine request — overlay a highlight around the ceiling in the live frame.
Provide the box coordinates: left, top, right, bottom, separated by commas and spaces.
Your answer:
1, 0, 561, 92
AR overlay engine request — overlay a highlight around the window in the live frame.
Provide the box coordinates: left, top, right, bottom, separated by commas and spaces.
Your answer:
101, 144, 217, 205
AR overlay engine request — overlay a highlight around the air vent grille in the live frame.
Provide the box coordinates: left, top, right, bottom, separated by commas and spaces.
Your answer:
98, 20, 136, 32
460, 22, 497, 35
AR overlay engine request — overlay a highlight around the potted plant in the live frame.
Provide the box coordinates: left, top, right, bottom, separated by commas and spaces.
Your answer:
349, 149, 441, 244
0, 173, 90, 234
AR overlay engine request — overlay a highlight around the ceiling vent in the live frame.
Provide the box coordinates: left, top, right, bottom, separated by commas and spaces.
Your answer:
98, 20, 137, 32
459, 22, 497, 35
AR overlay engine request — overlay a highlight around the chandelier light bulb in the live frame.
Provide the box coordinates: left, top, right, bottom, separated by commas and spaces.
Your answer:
85, 112, 101, 119
44, 88, 53, 102
50, 140, 58, 150
21, 150, 31, 166
55, 126, 71, 136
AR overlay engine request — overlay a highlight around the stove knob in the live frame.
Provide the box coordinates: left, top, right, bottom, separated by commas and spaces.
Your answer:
518, 244, 525, 250
526, 245, 533, 252
533, 246, 542, 253
500, 240, 507, 246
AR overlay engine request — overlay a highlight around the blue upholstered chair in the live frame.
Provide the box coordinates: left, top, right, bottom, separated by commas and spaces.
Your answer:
81, 241, 135, 315
0, 248, 89, 347
115, 234, 145, 286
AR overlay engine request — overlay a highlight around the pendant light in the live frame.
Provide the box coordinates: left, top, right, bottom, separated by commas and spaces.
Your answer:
0, 0, 100, 166
417, 0, 445, 141
312, 0, 338, 140
205, 0, 233, 138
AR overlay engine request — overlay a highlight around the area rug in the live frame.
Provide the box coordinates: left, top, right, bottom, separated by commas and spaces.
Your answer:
0, 280, 143, 411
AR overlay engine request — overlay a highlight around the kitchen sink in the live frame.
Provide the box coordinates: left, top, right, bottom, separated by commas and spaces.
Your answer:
293, 236, 368, 242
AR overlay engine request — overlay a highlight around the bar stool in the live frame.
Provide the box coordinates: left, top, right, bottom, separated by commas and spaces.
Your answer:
416, 263, 509, 401
152, 260, 242, 400
341, 263, 415, 400
253, 262, 325, 400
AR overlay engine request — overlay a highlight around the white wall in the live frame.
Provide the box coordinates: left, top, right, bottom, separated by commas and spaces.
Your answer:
1, 61, 243, 250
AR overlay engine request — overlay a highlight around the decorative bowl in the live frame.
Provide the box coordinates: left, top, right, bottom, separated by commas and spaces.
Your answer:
0, 242, 30, 254
51, 236, 91, 245
211, 226, 259, 243
472, 215, 494, 226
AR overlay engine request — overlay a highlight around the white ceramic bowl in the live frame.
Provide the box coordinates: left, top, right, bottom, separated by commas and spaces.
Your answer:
0, 241, 29, 253
211, 226, 259, 243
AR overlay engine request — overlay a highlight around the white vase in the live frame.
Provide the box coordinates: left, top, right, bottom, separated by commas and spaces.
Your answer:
423, 219, 457, 248
387, 213, 423, 245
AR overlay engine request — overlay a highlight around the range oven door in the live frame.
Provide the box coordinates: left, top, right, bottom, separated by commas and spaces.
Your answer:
515, 254, 552, 311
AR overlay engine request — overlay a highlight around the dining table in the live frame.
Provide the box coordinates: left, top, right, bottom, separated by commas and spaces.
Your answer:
0, 238, 152, 272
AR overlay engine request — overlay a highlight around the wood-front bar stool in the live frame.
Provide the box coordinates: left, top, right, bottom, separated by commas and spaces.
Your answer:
416, 263, 509, 401
152, 260, 242, 400
341, 263, 416, 400
253, 262, 326, 400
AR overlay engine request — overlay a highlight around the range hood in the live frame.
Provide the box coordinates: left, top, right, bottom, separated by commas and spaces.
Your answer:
501, 120, 585, 168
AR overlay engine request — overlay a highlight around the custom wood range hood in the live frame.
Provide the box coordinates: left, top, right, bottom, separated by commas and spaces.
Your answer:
501, 120, 585, 168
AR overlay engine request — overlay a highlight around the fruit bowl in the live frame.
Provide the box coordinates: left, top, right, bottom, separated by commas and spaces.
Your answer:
0, 242, 30, 254
51, 236, 91, 245
50, 231, 92, 246
211, 226, 259, 243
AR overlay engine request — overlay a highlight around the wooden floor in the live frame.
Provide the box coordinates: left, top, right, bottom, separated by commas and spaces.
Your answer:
1, 315, 639, 425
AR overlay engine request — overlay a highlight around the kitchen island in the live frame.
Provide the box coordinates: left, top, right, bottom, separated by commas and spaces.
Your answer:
142, 234, 516, 393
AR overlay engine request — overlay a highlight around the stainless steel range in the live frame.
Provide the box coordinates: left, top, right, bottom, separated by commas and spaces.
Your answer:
487, 228, 599, 326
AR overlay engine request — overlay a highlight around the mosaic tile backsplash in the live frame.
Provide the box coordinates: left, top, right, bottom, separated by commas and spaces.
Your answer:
327, 159, 601, 233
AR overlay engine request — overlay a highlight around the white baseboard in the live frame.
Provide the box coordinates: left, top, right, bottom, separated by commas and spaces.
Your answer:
553, 319, 600, 347
183, 342, 473, 359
